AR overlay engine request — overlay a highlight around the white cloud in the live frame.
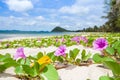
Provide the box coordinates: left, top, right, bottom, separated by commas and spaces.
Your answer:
59, 0, 104, 15
49, 22, 60, 26
9, 15, 15, 19
58, 14, 106, 30
22, 12, 30, 16
0, 0, 106, 31
57, 0, 106, 30
63, 25, 71, 28
23, 21, 37, 26
36, 16, 45, 20
59, 5, 89, 15
0, 16, 61, 31
5, 0, 33, 12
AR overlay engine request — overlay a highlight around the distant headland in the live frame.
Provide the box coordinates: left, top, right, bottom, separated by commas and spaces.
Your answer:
51, 26, 72, 32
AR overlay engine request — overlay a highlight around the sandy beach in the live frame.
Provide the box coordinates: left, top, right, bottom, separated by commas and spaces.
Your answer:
0, 38, 112, 80
0, 0, 119, 79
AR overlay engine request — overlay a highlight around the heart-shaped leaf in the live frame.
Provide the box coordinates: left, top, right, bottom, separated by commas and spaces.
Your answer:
41, 64, 59, 80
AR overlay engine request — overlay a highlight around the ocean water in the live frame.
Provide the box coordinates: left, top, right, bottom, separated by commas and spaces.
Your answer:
0, 32, 79, 39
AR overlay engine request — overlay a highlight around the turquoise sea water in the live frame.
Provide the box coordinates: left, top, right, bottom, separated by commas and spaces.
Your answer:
0, 32, 78, 39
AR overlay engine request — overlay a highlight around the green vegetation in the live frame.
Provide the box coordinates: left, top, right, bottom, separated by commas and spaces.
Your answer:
103, 0, 120, 32
93, 40, 120, 80
0, 52, 59, 80
0, 33, 120, 80
0, 33, 120, 49
80, 0, 120, 32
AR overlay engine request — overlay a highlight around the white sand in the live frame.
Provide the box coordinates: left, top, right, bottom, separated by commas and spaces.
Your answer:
0, 36, 46, 41
0, 45, 101, 56
0, 45, 112, 80
58, 64, 112, 80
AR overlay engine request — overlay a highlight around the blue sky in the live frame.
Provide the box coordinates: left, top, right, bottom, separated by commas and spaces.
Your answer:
0, 0, 107, 31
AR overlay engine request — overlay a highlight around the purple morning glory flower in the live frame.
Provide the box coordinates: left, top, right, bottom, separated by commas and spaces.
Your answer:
71, 36, 80, 43
80, 36, 88, 43
55, 45, 66, 56
14, 47, 26, 60
93, 38, 108, 51
61, 38, 65, 43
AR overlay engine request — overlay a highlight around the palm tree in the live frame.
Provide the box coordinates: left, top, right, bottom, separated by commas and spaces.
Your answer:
104, 0, 120, 32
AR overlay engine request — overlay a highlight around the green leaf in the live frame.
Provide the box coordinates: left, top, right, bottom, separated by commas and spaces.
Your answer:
32, 62, 40, 76
57, 56, 64, 62
81, 49, 86, 60
28, 56, 37, 60
99, 76, 114, 80
106, 46, 115, 55
47, 52, 53, 58
47, 52, 57, 62
37, 52, 43, 59
23, 65, 34, 76
17, 58, 30, 66
112, 41, 120, 49
25, 58, 31, 66
76, 58, 81, 64
0, 53, 11, 62
92, 54, 102, 63
117, 49, 120, 55
5, 53, 11, 57
4, 61, 18, 68
2, 57, 14, 63
69, 48, 80, 60
17, 59, 25, 65
41, 64, 59, 80
104, 61, 120, 75
22, 62, 40, 77
103, 57, 115, 62
73, 48, 80, 59
85, 53, 92, 60
15, 66, 24, 75
93, 54, 115, 63
0, 54, 18, 68
69, 50, 74, 59
0, 65, 6, 73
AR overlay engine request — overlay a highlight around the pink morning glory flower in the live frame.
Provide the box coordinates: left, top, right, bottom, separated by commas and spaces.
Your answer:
14, 47, 26, 60
55, 45, 66, 56
80, 36, 88, 43
93, 38, 108, 51
71, 36, 80, 43
61, 38, 65, 43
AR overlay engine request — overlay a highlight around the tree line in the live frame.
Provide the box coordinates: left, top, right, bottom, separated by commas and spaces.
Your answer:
80, 0, 120, 32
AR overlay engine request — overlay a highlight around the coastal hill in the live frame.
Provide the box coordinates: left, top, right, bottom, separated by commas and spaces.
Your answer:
51, 26, 71, 32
